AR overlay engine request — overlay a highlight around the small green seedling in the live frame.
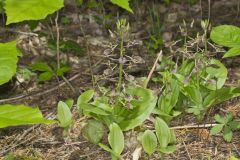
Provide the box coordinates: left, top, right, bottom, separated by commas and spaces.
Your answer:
30, 62, 70, 82
99, 123, 124, 160
57, 101, 73, 130
210, 113, 240, 142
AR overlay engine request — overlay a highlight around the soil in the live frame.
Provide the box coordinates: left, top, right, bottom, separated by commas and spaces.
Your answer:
1, 0, 240, 159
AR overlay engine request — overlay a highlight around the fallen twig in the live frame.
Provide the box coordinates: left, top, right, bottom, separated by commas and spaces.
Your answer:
144, 50, 162, 88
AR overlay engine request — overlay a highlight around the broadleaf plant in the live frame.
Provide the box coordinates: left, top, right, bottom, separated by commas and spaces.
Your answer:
0, 0, 65, 129
0, 104, 55, 128
155, 57, 240, 121
210, 25, 240, 58
5, 0, 64, 25
0, 41, 19, 85
77, 86, 157, 131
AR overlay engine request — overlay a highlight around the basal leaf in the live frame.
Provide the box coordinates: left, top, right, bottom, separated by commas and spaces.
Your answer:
210, 25, 240, 48
118, 86, 157, 131
205, 59, 227, 90
0, 104, 55, 128
0, 41, 18, 85
57, 101, 72, 128
77, 89, 94, 108
158, 79, 180, 119
80, 104, 110, 116
82, 119, 105, 144
5, 0, 64, 25
183, 85, 202, 105
208, 87, 240, 106
108, 123, 124, 156
178, 59, 195, 77
110, 0, 133, 13
155, 117, 171, 148
141, 130, 157, 155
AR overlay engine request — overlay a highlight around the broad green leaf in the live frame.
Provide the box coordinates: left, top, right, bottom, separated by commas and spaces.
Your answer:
224, 47, 240, 58
158, 79, 180, 115
210, 25, 240, 48
56, 66, 71, 76
141, 130, 157, 155
0, 104, 55, 128
223, 126, 233, 142
108, 123, 124, 156
204, 87, 240, 107
65, 99, 74, 109
205, 59, 227, 90
110, 0, 133, 13
82, 119, 105, 144
38, 71, 53, 81
30, 62, 52, 72
153, 109, 174, 121
178, 59, 195, 77
77, 89, 94, 108
210, 124, 224, 135
183, 85, 202, 105
57, 101, 72, 128
92, 97, 113, 113
118, 86, 157, 131
155, 117, 171, 148
80, 104, 110, 115
169, 130, 177, 144
5, 0, 64, 25
0, 41, 19, 85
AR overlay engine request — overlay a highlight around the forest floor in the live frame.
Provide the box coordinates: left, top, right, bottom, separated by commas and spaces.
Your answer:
1, 0, 240, 159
